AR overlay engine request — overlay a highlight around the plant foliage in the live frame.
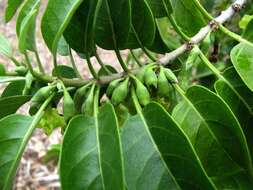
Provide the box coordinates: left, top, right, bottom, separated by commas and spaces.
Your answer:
1, 0, 253, 189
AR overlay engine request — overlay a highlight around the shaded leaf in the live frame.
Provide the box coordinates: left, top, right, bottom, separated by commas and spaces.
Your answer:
0, 95, 31, 119
95, 0, 131, 49
1, 80, 25, 98
52, 65, 77, 79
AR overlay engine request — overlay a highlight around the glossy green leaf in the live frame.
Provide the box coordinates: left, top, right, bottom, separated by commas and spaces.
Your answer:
243, 18, 253, 42
212, 172, 253, 189
146, 0, 172, 17
121, 114, 180, 190
231, 43, 253, 92
142, 102, 216, 189
0, 94, 52, 190
57, 36, 69, 56
63, 2, 89, 55
126, 0, 156, 48
170, 0, 206, 36
0, 95, 31, 119
52, 65, 77, 79
18, 9, 39, 53
64, 0, 99, 56
147, 22, 170, 54
172, 86, 253, 186
1, 81, 25, 98
4, 0, 24, 22
95, 0, 131, 49
60, 102, 125, 190
215, 68, 253, 156
41, 0, 84, 54
0, 115, 33, 189
16, 0, 40, 36
221, 67, 253, 111
0, 33, 13, 58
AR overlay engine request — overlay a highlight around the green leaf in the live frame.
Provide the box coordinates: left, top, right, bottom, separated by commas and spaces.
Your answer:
60, 102, 125, 189
95, 0, 131, 49
18, 8, 39, 53
142, 102, 216, 189
52, 65, 77, 79
170, 0, 206, 36
41, 0, 84, 54
16, 0, 40, 36
239, 15, 253, 30
1, 81, 25, 98
0, 95, 53, 189
221, 67, 253, 111
63, 0, 98, 56
42, 144, 61, 164
57, 36, 70, 56
147, 22, 170, 54
212, 172, 253, 189
121, 114, 180, 190
0, 115, 33, 189
231, 43, 253, 92
215, 68, 253, 157
98, 65, 117, 76
0, 95, 31, 119
0, 33, 13, 58
4, 0, 24, 22
37, 107, 66, 135
172, 85, 253, 186
145, 0, 172, 17
126, 0, 156, 48
243, 19, 253, 42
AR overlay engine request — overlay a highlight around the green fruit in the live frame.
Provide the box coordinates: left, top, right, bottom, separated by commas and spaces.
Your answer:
31, 85, 56, 103
136, 63, 154, 82
111, 78, 129, 105
62, 84, 75, 122
164, 68, 178, 83
74, 83, 91, 112
144, 67, 157, 88
158, 67, 171, 97
186, 46, 200, 68
135, 79, 150, 106
106, 78, 123, 98
22, 72, 34, 95
81, 84, 95, 116
15, 66, 28, 75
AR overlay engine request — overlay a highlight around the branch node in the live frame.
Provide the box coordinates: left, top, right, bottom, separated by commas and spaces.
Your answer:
209, 20, 219, 31
186, 42, 194, 51
232, 3, 242, 12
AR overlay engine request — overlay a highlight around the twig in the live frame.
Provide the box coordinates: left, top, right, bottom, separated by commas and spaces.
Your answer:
158, 0, 246, 65
5, 0, 246, 88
